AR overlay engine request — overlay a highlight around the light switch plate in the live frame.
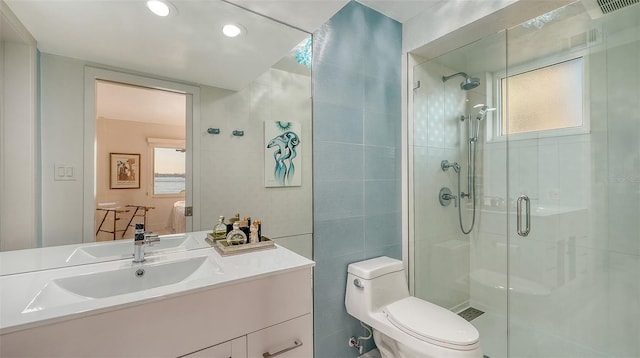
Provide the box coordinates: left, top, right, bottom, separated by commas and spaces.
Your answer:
54, 164, 76, 181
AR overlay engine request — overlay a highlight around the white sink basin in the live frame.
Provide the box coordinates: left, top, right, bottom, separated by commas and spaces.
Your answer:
24, 255, 221, 312
65, 234, 202, 263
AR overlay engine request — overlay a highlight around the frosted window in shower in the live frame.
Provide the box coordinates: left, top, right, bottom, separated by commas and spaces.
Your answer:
501, 57, 583, 135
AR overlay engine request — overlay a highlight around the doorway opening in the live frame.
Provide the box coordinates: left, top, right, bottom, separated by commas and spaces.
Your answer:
94, 80, 186, 241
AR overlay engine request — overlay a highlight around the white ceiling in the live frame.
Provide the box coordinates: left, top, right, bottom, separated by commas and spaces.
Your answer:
229, 0, 441, 26
226, 0, 350, 32
1, 8, 23, 43
5, 0, 323, 91
96, 81, 186, 126
356, 0, 441, 23
5, 0, 444, 126
5, 0, 442, 94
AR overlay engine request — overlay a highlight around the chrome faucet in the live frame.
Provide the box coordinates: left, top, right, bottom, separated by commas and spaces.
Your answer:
441, 160, 461, 173
133, 233, 160, 263
133, 224, 160, 263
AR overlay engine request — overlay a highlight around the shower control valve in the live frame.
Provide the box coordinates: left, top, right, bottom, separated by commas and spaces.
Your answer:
439, 187, 457, 207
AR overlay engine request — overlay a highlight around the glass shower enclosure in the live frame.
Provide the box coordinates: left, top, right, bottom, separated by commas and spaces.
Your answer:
410, 1, 640, 357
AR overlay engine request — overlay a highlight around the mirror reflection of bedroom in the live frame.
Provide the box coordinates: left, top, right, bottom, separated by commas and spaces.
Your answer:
94, 80, 186, 241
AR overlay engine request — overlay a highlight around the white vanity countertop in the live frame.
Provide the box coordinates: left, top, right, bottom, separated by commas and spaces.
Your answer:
0, 232, 314, 334
0, 232, 209, 276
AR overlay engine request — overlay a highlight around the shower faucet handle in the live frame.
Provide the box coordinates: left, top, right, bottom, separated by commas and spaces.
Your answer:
441, 160, 461, 173
446, 193, 458, 208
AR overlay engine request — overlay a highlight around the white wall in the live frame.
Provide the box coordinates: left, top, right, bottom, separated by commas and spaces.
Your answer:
199, 68, 313, 257
0, 2, 37, 251
40, 53, 312, 257
40, 54, 86, 247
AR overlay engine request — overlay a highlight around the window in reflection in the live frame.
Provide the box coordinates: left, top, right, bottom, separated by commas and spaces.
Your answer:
153, 146, 186, 196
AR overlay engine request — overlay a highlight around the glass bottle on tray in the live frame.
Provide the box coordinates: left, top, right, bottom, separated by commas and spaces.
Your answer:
226, 221, 247, 245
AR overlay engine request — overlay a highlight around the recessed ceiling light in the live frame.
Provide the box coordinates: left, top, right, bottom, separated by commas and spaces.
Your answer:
146, 0, 175, 17
222, 24, 245, 38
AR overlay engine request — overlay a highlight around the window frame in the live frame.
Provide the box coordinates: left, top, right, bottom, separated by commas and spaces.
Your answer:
487, 51, 591, 143
147, 137, 186, 198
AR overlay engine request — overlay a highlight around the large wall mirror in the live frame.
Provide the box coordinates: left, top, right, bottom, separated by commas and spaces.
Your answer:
0, 0, 313, 275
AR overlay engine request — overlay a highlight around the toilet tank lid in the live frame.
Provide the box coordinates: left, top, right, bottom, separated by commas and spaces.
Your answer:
347, 256, 403, 279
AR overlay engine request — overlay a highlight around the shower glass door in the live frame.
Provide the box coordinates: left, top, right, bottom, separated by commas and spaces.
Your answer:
411, 2, 640, 357
505, 2, 640, 356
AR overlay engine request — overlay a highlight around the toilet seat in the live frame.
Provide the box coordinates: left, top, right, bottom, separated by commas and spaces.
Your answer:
383, 297, 479, 350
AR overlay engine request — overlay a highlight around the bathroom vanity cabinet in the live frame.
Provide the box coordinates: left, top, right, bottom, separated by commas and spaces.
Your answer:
184, 336, 247, 357
0, 245, 314, 358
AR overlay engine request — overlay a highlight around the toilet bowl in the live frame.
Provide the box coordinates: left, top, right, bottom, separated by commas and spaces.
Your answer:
345, 256, 483, 358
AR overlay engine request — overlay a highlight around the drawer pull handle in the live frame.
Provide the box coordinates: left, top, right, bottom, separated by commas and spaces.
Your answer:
262, 340, 303, 358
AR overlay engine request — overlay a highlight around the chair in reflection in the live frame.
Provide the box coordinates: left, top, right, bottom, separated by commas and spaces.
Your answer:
95, 206, 131, 240
122, 205, 155, 237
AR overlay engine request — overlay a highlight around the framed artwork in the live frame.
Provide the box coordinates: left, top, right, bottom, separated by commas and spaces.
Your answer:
264, 121, 302, 187
110, 153, 140, 189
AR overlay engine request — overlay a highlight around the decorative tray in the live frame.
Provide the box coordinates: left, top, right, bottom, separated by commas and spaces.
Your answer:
206, 233, 276, 256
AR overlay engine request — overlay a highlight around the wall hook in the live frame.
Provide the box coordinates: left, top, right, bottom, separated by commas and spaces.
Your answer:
232, 130, 244, 137
207, 128, 220, 135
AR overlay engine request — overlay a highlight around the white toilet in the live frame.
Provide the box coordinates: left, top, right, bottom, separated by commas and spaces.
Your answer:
345, 256, 483, 358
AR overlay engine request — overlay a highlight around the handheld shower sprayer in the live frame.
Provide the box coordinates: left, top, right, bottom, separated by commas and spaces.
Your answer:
473, 103, 496, 121
470, 104, 496, 141
440, 104, 496, 235
474, 104, 488, 120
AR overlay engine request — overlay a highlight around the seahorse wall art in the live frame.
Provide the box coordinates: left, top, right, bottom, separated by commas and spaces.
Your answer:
264, 121, 302, 187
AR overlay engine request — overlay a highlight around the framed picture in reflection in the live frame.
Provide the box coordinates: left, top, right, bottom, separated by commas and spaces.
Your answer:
110, 153, 140, 189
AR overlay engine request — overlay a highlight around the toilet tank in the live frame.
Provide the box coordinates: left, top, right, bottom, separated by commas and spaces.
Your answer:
345, 257, 410, 322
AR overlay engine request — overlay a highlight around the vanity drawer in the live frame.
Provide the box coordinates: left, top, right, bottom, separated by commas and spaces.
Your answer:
247, 313, 312, 358
182, 336, 246, 358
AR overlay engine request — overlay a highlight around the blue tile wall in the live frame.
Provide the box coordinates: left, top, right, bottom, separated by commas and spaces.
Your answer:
312, 2, 402, 357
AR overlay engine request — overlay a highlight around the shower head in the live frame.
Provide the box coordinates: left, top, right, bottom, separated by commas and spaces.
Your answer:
442, 72, 481, 91
461, 76, 481, 90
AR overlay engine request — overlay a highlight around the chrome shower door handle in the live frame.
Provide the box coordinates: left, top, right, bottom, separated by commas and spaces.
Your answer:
516, 195, 530, 237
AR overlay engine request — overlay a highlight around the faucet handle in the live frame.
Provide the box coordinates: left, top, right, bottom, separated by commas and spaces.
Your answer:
447, 193, 458, 208
144, 233, 160, 246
